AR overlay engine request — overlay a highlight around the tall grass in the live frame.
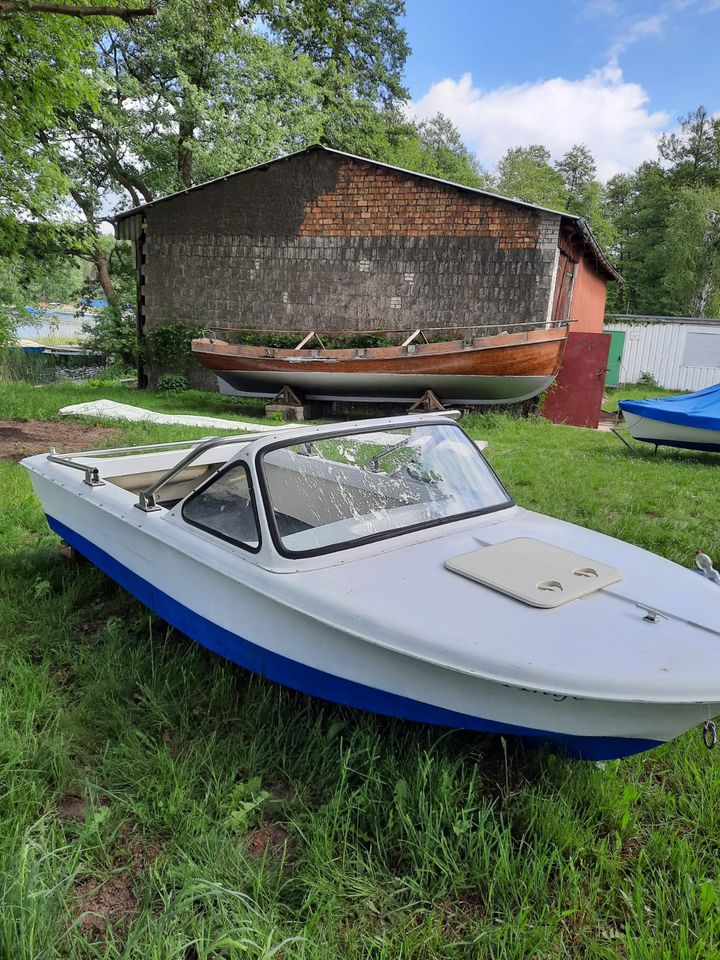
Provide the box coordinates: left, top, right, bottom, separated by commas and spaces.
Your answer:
1, 384, 719, 956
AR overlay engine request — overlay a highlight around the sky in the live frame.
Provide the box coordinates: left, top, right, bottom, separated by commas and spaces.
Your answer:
403, 0, 720, 181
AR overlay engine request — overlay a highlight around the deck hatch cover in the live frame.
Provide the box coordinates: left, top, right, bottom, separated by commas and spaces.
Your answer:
445, 537, 622, 608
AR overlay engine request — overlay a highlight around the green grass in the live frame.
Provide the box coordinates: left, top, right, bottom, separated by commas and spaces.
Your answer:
0, 379, 270, 425
2, 382, 720, 958
604, 385, 680, 412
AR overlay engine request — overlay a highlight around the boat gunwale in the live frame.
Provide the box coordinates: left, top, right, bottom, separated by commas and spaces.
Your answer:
191, 325, 569, 363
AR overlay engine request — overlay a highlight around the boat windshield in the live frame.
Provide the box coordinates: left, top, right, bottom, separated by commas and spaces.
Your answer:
259, 423, 512, 556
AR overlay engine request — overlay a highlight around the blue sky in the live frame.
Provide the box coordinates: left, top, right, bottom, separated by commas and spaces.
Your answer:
402, 0, 720, 179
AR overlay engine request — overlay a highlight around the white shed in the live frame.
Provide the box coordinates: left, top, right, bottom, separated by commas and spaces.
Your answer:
604, 315, 720, 391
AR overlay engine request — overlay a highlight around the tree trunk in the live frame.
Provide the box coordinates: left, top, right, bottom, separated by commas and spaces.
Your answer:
177, 118, 195, 188
94, 251, 115, 301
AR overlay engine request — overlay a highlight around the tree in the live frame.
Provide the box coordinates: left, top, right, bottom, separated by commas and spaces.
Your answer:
495, 145, 566, 209
659, 186, 720, 317
0, 216, 85, 340
555, 145, 596, 216
388, 113, 488, 188
0, 2, 157, 212
602, 173, 636, 312
0, 12, 96, 210
0, 3, 154, 17
604, 162, 674, 315
659, 106, 720, 189
266, 0, 409, 107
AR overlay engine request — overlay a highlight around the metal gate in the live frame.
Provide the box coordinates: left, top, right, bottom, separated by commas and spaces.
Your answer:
542, 332, 611, 429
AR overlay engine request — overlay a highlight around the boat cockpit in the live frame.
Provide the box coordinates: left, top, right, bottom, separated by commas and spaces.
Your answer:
46, 416, 512, 559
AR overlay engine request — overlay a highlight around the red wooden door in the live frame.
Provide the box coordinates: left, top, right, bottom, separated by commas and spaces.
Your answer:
542, 332, 610, 429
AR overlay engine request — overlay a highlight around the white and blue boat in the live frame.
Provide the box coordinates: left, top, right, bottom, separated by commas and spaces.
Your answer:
22, 412, 720, 761
619, 384, 720, 452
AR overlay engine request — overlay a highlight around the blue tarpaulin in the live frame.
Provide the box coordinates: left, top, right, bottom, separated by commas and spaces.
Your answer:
619, 384, 720, 432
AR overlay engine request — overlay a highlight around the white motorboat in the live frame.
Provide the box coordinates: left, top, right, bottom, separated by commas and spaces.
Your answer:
22, 412, 720, 761
619, 385, 720, 453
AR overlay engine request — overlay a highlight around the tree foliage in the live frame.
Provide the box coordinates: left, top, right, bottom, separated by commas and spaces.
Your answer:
659, 185, 720, 317
3, 0, 720, 335
495, 145, 566, 209
658, 106, 720, 189
388, 113, 489, 188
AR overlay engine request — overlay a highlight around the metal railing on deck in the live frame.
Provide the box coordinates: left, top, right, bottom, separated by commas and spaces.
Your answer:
47, 434, 263, 508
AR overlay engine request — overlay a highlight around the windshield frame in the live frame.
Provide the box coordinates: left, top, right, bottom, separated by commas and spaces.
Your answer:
180, 459, 263, 554
255, 421, 514, 560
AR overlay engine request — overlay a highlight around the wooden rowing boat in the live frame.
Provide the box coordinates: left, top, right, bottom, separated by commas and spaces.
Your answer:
191, 324, 569, 405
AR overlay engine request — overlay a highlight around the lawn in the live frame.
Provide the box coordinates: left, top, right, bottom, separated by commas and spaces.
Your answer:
1, 380, 720, 959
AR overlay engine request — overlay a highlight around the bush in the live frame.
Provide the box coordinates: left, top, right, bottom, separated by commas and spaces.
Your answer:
156, 372, 189, 392
146, 322, 203, 376
81, 300, 138, 367
0, 307, 17, 347
638, 371, 660, 388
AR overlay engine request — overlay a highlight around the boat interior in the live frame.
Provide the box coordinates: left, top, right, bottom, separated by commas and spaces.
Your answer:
109, 462, 224, 507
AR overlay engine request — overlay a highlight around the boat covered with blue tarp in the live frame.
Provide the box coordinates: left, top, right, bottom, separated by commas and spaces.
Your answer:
619, 384, 720, 451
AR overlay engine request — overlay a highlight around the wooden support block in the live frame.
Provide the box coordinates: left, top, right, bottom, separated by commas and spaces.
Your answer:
266, 384, 308, 421
59, 540, 83, 561
265, 403, 306, 422
407, 389, 446, 414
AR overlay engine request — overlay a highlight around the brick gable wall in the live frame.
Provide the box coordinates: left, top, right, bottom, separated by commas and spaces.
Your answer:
299, 160, 540, 249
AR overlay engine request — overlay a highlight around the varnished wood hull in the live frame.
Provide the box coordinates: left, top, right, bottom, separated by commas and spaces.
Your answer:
192, 327, 568, 405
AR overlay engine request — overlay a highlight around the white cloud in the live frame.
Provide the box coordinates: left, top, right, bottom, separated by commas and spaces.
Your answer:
608, 13, 667, 60
410, 64, 669, 180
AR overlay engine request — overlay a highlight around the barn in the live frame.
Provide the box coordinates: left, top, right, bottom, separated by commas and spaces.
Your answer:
112, 145, 619, 421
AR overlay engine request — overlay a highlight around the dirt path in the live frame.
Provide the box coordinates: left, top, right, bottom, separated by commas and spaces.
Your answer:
0, 420, 119, 462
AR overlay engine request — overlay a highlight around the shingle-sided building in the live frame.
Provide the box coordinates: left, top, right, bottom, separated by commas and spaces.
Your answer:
113, 145, 619, 416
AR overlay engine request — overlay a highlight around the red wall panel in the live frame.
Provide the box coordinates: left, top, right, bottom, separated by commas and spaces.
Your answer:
569, 258, 608, 334
542, 331, 611, 428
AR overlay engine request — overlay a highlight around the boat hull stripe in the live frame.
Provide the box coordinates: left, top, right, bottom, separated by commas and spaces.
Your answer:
46, 515, 661, 761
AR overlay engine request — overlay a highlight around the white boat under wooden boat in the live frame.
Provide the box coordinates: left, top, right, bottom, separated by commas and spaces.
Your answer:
22, 412, 720, 760
619, 384, 720, 453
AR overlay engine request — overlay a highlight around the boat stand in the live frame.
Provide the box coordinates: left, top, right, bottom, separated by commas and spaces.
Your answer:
407, 390, 447, 414
611, 428, 658, 456
265, 385, 308, 421
59, 540, 85, 562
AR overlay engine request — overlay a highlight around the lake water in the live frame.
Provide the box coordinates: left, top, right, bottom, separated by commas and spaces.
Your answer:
16, 309, 88, 342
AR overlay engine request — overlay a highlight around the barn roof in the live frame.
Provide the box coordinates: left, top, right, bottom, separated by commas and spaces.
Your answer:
112, 144, 620, 281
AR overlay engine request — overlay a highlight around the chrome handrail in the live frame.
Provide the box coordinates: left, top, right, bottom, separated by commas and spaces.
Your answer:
46, 434, 261, 498
134, 433, 266, 512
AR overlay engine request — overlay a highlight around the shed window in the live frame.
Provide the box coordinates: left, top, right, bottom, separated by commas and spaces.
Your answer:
182, 463, 260, 550
682, 332, 720, 368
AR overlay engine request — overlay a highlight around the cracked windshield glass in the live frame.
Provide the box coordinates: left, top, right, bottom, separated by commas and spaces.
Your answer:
261, 424, 509, 554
